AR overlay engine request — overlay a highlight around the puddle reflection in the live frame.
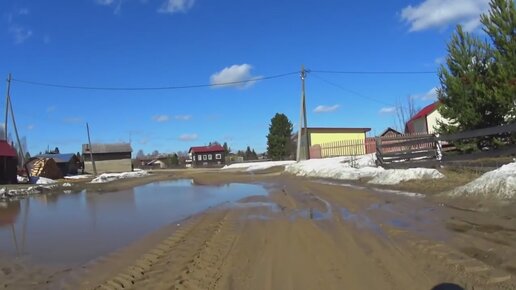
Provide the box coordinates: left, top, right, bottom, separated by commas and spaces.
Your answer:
0, 180, 267, 266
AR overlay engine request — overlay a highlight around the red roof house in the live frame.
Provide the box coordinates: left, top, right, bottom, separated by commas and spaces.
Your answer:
188, 145, 225, 168
405, 102, 448, 134
0, 140, 18, 184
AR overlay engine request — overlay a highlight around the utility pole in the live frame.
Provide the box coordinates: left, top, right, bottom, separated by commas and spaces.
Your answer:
4, 74, 11, 140
86, 123, 98, 176
296, 65, 309, 161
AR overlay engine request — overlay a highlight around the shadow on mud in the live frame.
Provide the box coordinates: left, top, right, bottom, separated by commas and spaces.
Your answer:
431, 283, 464, 290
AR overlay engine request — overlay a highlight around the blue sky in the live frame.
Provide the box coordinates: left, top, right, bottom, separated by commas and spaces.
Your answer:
0, 0, 492, 155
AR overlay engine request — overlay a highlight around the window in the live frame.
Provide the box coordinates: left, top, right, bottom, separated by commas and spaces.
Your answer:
198, 154, 203, 161
208, 154, 212, 160
203, 155, 207, 160
215, 154, 222, 160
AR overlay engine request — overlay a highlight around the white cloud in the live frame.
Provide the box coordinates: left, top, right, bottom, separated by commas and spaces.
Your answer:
313, 104, 340, 113
400, 0, 490, 32
179, 133, 198, 141
435, 56, 445, 65
174, 115, 192, 121
63, 117, 83, 124
18, 8, 29, 15
417, 87, 439, 101
210, 64, 261, 89
379, 107, 397, 114
158, 0, 195, 14
8, 24, 32, 44
152, 114, 170, 122
96, 0, 115, 5
27, 124, 35, 130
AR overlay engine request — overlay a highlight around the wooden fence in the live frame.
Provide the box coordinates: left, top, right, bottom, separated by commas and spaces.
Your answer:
376, 122, 516, 168
376, 134, 437, 166
310, 138, 376, 158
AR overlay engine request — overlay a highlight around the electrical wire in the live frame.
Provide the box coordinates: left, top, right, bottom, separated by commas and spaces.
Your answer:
310, 73, 394, 106
11, 71, 300, 91
310, 70, 436, 75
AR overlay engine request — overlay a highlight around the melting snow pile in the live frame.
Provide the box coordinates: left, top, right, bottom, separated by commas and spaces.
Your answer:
222, 161, 296, 172
64, 174, 92, 180
449, 161, 516, 199
30, 176, 58, 185
285, 154, 444, 184
90, 170, 149, 184
368, 168, 445, 185
285, 155, 382, 180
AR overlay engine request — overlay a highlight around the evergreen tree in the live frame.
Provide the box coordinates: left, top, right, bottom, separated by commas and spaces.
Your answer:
438, 0, 516, 133
480, 0, 516, 123
223, 142, 230, 155
245, 146, 252, 160
24, 152, 31, 161
251, 149, 258, 160
266, 113, 293, 160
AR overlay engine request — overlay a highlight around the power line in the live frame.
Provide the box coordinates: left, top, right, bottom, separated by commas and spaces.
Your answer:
310, 70, 436, 75
311, 73, 394, 106
11, 71, 299, 91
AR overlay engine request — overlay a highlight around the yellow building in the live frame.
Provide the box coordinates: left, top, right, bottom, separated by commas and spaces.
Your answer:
301, 127, 371, 158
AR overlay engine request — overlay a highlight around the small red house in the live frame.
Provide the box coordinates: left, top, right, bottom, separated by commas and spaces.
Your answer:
405, 102, 448, 134
0, 140, 18, 184
188, 145, 225, 168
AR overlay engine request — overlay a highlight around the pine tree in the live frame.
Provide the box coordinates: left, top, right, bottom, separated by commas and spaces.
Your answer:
223, 142, 230, 155
437, 25, 497, 133
480, 0, 516, 123
266, 113, 293, 160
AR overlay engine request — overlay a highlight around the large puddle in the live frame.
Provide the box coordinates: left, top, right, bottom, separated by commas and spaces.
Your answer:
0, 180, 267, 266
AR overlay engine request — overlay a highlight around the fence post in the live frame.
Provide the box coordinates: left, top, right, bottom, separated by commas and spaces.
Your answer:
375, 137, 383, 166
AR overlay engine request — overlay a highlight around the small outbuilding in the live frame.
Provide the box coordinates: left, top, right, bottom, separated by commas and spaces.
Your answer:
82, 143, 133, 173
188, 145, 225, 168
34, 153, 81, 176
0, 140, 18, 184
380, 127, 402, 138
26, 157, 63, 180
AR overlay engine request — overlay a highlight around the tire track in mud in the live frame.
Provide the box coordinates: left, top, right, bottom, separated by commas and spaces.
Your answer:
408, 238, 513, 289
90, 209, 237, 290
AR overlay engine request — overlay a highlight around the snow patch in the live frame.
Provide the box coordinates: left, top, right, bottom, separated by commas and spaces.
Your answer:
285, 155, 384, 181
65, 174, 92, 180
285, 154, 443, 185
368, 168, 445, 185
30, 176, 58, 185
222, 161, 296, 172
62, 183, 72, 187
449, 161, 516, 199
90, 170, 149, 184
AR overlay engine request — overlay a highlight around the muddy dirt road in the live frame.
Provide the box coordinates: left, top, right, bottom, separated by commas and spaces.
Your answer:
3, 172, 515, 290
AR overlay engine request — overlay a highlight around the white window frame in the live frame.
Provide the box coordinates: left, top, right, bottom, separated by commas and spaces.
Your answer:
215, 154, 222, 160
203, 155, 207, 160
208, 154, 212, 160
198, 154, 203, 161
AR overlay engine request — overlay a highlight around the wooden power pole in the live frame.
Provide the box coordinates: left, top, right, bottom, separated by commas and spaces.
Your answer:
4, 74, 11, 140
296, 65, 309, 161
86, 123, 98, 176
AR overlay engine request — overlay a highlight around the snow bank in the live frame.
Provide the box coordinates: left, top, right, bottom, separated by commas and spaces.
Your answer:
62, 183, 72, 187
90, 170, 149, 184
448, 161, 516, 199
285, 154, 444, 185
64, 174, 92, 180
368, 168, 445, 185
222, 161, 296, 172
29, 176, 58, 185
285, 155, 383, 180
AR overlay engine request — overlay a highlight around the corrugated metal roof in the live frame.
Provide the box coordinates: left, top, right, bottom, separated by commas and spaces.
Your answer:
82, 143, 132, 154
0, 140, 17, 157
35, 153, 77, 163
189, 145, 225, 153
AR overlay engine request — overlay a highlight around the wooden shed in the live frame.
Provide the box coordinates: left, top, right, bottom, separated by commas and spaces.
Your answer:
26, 157, 63, 180
34, 153, 81, 176
82, 143, 133, 173
0, 140, 18, 184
